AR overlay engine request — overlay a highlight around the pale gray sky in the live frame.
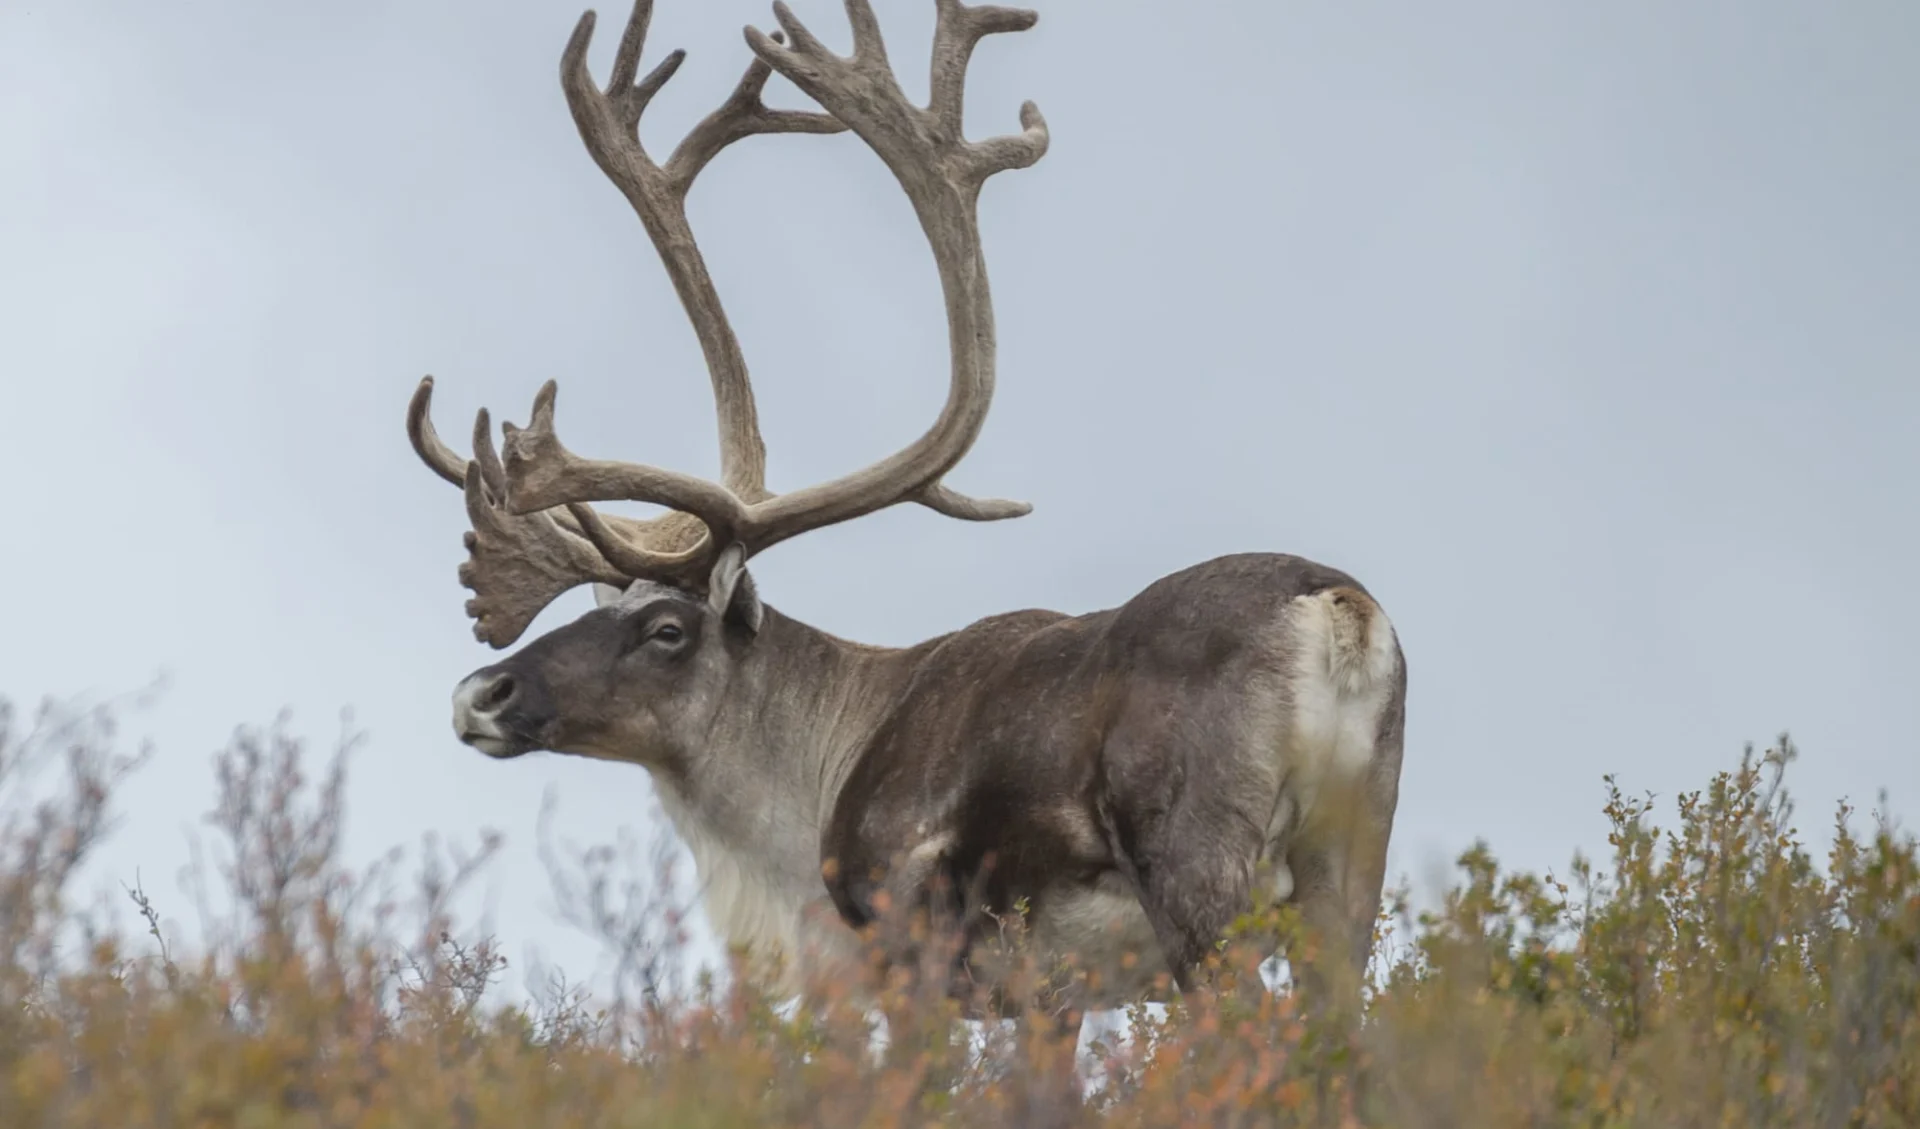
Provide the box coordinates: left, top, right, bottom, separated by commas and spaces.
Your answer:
4, 0, 1916, 994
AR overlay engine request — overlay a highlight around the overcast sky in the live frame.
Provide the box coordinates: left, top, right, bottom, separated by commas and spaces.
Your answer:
4, 0, 1916, 998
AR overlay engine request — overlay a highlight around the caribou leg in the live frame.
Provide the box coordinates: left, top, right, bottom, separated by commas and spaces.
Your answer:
1284, 731, 1403, 1017
1098, 679, 1279, 993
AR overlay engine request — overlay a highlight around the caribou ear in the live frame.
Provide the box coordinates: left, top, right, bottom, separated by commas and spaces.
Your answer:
726, 569, 764, 635
706, 544, 763, 636
591, 582, 627, 609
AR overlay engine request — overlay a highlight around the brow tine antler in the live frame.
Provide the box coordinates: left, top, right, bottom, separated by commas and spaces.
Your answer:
409, 376, 683, 549
408, 376, 695, 645
456, 408, 634, 646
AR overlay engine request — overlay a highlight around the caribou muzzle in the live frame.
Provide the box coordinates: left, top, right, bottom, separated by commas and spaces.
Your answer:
451, 663, 555, 759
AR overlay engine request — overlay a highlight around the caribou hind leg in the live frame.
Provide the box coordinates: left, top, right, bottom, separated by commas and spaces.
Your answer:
1098, 681, 1282, 993
1118, 809, 1268, 993
1284, 705, 1404, 1013
1109, 746, 1397, 1006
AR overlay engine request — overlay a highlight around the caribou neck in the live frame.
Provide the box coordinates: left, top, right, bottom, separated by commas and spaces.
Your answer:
654, 604, 921, 864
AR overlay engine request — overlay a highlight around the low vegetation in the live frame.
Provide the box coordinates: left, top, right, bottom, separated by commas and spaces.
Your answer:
2, 689, 1915, 1127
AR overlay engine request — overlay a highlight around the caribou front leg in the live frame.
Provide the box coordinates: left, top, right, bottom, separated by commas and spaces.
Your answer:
822, 817, 974, 991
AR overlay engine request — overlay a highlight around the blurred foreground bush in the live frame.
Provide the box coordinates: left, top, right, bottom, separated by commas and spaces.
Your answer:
1, 691, 1915, 1128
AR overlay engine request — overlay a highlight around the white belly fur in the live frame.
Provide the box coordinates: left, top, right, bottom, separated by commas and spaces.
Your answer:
1027, 874, 1170, 1002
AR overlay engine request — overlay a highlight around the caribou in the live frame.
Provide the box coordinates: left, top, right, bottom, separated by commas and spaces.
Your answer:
407, 0, 1407, 1025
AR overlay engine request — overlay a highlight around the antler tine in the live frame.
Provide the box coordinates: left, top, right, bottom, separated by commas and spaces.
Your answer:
408, 375, 675, 543
603, 0, 660, 107
499, 380, 748, 558
916, 482, 1030, 521
407, 377, 469, 488
665, 33, 848, 194
928, 0, 1038, 136
566, 502, 712, 576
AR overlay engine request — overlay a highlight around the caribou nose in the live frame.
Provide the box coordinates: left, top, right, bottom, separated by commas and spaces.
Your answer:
451, 669, 519, 743
450, 664, 553, 758
474, 672, 518, 712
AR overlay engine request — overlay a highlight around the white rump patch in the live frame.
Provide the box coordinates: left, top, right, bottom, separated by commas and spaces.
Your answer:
1282, 589, 1399, 786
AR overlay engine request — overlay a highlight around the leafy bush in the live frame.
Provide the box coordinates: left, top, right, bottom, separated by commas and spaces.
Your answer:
2, 690, 1914, 1127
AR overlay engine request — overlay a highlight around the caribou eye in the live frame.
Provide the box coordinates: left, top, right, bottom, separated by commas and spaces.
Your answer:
651, 623, 685, 644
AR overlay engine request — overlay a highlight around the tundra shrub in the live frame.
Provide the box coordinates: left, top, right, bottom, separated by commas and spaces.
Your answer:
1, 692, 1913, 1128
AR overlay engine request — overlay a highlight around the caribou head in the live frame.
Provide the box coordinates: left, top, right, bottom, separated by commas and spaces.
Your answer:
448, 568, 759, 767
408, 0, 1407, 1026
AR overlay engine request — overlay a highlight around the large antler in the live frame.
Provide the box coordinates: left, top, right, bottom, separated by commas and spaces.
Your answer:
499, 0, 1046, 571
409, 0, 841, 645
411, 0, 1045, 646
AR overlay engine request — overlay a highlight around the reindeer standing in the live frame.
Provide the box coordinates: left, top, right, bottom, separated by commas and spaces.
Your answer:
408, 0, 1406, 1028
